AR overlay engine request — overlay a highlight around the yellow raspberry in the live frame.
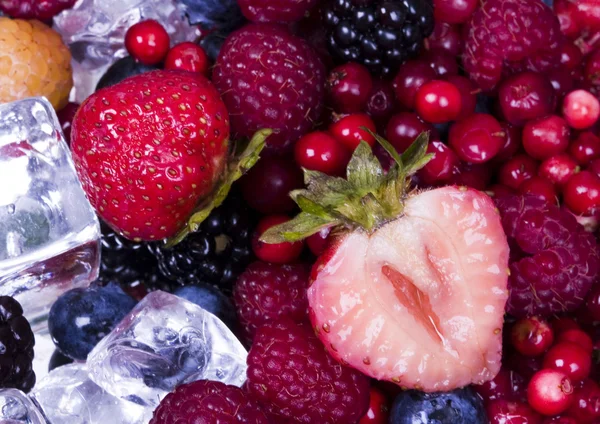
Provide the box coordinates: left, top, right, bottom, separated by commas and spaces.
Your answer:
0, 18, 73, 110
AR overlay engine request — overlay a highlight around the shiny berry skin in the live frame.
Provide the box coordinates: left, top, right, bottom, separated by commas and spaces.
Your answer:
560, 43, 583, 71
548, 68, 576, 100
520, 177, 557, 204
589, 159, 600, 178
241, 156, 303, 214
542, 417, 576, 424
359, 387, 389, 424
538, 154, 579, 187
421, 50, 459, 78
543, 343, 592, 382
498, 72, 556, 127
569, 132, 600, 165
252, 215, 304, 264
393, 60, 436, 110
474, 368, 527, 404
446, 75, 477, 120
164, 42, 210, 76
522, 116, 570, 161
562, 171, 600, 215
294, 131, 350, 176
563, 90, 600, 130
487, 184, 516, 199
418, 140, 460, 185
557, 330, 594, 354
433, 0, 478, 24
365, 80, 396, 126
414, 80, 462, 124
510, 316, 554, 357
527, 369, 574, 416
306, 227, 331, 257
449, 162, 492, 190
57, 102, 79, 146
584, 49, 600, 87
554, 0, 580, 37
386, 112, 433, 153
584, 286, 600, 322
327, 63, 373, 114
495, 123, 522, 162
486, 400, 541, 424
565, 379, 600, 423
448, 113, 504, 163
551, 317, 581, 336
498, 154, 539, 190
506, 351, 544, 380
124, 20, 170, 66
425, 22, 462, 56
330, 114, 376, 150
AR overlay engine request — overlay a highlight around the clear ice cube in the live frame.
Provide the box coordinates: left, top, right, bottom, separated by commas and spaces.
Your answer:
0, 97, 100, 328
53, 0, 199, 102
32, 363, 152, 424
87, 291, 248, 407
0, 389, 46, 424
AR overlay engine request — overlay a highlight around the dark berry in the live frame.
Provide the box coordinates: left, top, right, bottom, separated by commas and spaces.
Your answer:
446, 75, 477, 120
124, 20, 170, 65
57, 102, 79, 146
425, 22, 462, 56
327, 62, 373, 113
393, 59, 436, 109
173, 284, 237, 330
96, 56, 159, 91
421, 49, 458, 77
365, 79, 397, 126
48, 350, 74, 372
179, 0, 245, 32
386, 112, 432, 152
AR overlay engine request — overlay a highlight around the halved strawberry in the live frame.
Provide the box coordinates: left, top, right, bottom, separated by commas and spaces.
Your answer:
263, 133, 510, 392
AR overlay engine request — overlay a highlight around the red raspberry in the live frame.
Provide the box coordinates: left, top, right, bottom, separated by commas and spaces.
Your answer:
238, 0, 318, 23
496, 195, 600, 317
150, 380, 269, 424
0, 0, 76, 20
233, 261, 310, 341
213, 23, 325, 153
246, 318, 370, 424
463, 0, 562, 91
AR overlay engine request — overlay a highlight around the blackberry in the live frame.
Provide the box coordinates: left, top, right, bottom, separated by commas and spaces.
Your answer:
324, 0, 435, 76
149, 194, 255, 292
0, 296, 35, 392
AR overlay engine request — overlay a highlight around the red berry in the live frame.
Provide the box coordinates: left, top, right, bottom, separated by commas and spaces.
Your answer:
568, 132, 600, 165
433, 0, 478, 24
562, 171, 600, 215
418, 140, 460, 185
548, 67, 576, 100
527, 369, 574, 416
449, 114, 504, 163
365, 80, 396, 126
252, 215, 304, 264
563, 90, 600, 130
510, 316, 554, 357
241, 157, 303, 214
487, 184, 516, 199
474, 368, 527, 404
386, 112, 433, 153
498, 72, 556, 127
446, 75, 477, 120
520, 177, 557, 204
306, 227, 331, 257
450, 162, 492, 190
57, 102, 79, 146
414, 80, 462, 124
421, 50, 459, 78
584, 285, 600, 322
557, 329, 594, 354
583, 49, 600, 88
486, 400, 542, 424
392, 60, 436, 110
294, 131, 350, 176
330, 114, 376, 150
425, 22, 463, 56
164, 42, 210, 76
327, 63, 373, 114
565, 378, 600, 423
522, 115, 570, 161
498, 154, 539, 190
560, 42, 583, 71
541, 416, 577, 424
589, 159, 600, 178
554, 0, 580, 37
543, 342, 592, 382
506, 351, 544, 380
538, 154, 579, 187
551, 317, 581, 335
494, 123, 522, 162
359, 387, 389, 424
124, 20, 170, 66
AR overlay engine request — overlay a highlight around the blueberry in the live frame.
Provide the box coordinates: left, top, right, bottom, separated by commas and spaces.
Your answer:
48, 283, 137, 360
96, 56, 159, 91
48, 349, 73, 372
180, 0, 245, 31
390, 387, 487, 424
173, 284, 236, 330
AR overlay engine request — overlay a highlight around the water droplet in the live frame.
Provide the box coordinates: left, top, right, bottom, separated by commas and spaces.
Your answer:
6, 204, 15, 214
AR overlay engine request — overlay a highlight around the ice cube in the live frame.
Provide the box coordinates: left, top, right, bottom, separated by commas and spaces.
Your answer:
31, 364, 152, 424
0, 389, 46, 424
87, 291, 247, 407
53, 0, 199, 103
0, 97, 100, 328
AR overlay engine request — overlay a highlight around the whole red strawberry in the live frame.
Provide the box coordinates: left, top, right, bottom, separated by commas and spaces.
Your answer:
71, 70, 230, 241
0, 0, 76, 20
213, 23, 325, 153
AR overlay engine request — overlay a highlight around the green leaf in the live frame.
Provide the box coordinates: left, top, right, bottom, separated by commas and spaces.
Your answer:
300, 169, 355, 208
400, 132, 433, 175
362, 127, 403, 169
260, 212, 337, 243
346, 141, 384, 193
293, 194, 334, 219
165, 128, 271, 248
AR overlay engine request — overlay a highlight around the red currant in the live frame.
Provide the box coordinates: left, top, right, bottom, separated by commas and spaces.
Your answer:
252, 215, 304, 264
124, 20, 170, 65
425, 22, 462, 56
583, 49, 600, 87
498, 154, 539, 190
446, 75, 477, 120
164, 42, 210, 76
359, 387, 389, 424
487, 184, 516, 199
522, 115, 570, 161
449, 114, 504, 163
527, 369, 574, 416
433, 0, 478, 24
563, 90, 600, 130
327, 62, 373, 114
57, 102, 79, 146
414, 80, 462, 124
486, 400, 541, 424
386, 112, 433, 153
562, 171, 600, 215
450, 162, 492, 190
548, 67, 576, 100
520, 177, 557, 204
554, 0, 580, 37
565, 378, 600, 423
510, 316, 555, 357
474, 367, 527, 403
551, 317, 581, 335
568, 132, 600, 165
419, 140, 459, 185
306, 227, 331, 257
538, 154, 579, 187
421, 50, 459, 77
560, 42, 583, 71
543, 342, 592, 382
392, 60, 436, 110
494, 122, 522, 162
330, 114, 376, 150
557, 329, 594, 354
498, 72, 556, 127
294, 131, 350, 176
506, 350, 544, 380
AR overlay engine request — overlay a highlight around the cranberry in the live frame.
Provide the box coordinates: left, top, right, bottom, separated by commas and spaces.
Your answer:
584, 285, 600, 322
548, 67, 576, 100
565, 378, 600, 423
386, 112, 433, 153
520, 177, 557, 204
392, 60, 436, 110
554, 0, 581, 37
551, 317, 581, 335
583, 50, 600, 88
498, 155, 539, 190
365, 80, 396, 126
241, 156, 303, 214
414, 80, 462, 124
124, 20, 170, 65
572, 1, 600, 33
538, 154, 579, 187
487, 400, 541, 424
421, 50, 459, 77
563, 90, 600, 130
498, 72, 556, 127
560, 42, 583, 71
510, 316, 555, 357
252, 215, 304, 264
562, 170, 600, 215
494, 123, 522, 162
327, 63, 373, 114
294, 131, 350, 176
418, 140, 459, 185
557, 329, 594, 354
358, 387, 389, 424
425, 22, 462, 56
164, 42, 210, 76
449, 114, 504, 163
487, 184, 516, 199
543, 342, 592, 382
527, 369, 574, 416
450, 162, 492, 190
330, 114, 376, 150
522, 115, 570, 161
57, 102, 79, 146
433, 0, 478, 24
306, 227, 331, 257
446, 75, 477, 120
569, 132, 600, 165
506, 351, 544, 380
474, 368, 527, 403
589, 158, 600, 178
